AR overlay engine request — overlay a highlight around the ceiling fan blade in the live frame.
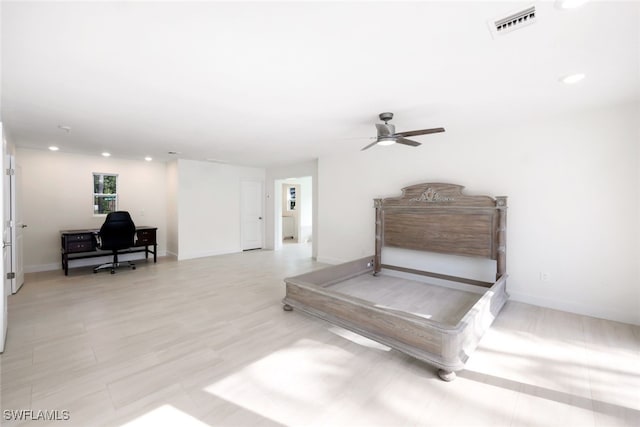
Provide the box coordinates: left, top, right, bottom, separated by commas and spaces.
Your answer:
361, 140, 380, 151
396, 138, 421, 147
395, 127, 445, 137
342, 136, 376, 140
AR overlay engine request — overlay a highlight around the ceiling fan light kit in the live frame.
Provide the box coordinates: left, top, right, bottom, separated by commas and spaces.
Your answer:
377, 137, 396, 146
360, 112, 445, 151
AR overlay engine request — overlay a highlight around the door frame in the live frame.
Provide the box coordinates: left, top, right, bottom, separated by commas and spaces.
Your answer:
1, 124, 10, 352
10, 156, 23, 293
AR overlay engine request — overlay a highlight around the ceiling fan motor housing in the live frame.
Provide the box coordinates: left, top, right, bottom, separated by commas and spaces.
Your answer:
376, 123, 395, 137
379, 112, 394, 123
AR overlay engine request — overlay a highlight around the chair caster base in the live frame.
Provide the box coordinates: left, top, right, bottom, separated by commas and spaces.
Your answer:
283, 304, 293, 312
94, 261, 136, 274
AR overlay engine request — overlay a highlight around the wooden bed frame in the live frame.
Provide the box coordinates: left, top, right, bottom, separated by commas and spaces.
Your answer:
282, 183, 508, 381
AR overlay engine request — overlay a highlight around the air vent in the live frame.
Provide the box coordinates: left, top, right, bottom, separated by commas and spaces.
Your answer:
488, 5, 536, 38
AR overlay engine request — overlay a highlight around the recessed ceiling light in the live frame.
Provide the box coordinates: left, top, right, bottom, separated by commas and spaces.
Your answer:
556, 0, 589, 10
48, 146, 59, 151
560, 73, 586, 84
101, 152, 111, 157
144, 156, 152, 162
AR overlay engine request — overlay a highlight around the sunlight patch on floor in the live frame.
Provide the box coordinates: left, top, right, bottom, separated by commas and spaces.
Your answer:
203, 339, 357, 425
120, 405, 210, 427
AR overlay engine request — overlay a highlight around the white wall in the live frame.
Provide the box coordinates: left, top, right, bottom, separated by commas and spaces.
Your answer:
265, 160, 317, 257
18, 148, 168, 272
317, 103, 640, 325
176, 159, 264, 260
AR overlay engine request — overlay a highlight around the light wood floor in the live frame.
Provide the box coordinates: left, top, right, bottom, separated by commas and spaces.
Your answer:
1, 243, 639, 426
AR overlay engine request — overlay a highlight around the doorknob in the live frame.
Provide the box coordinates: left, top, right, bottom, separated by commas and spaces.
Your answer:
2, 241, 11, 248
20, 224, 28, 228
258, 217, 263, 220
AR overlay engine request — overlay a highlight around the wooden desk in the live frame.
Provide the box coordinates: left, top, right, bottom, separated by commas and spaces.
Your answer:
60, 226, 157, 275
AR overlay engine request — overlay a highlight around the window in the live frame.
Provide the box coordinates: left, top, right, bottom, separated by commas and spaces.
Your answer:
93, 173, 118, 215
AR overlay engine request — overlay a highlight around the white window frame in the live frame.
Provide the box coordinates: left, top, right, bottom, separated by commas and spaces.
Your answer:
93, 172, 118, 216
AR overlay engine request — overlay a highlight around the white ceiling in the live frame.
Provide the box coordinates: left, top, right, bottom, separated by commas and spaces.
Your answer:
2, 1, 638, 167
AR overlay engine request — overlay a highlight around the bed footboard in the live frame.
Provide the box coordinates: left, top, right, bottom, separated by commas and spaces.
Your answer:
283, 267, 508, 379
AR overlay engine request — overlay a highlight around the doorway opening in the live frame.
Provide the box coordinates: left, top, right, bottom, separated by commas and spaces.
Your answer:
274, 176, 312, 253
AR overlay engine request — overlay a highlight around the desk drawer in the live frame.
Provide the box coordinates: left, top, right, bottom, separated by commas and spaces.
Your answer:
66, 233, 93, 242
136, 229, 156, 245
67, 241, 94, 253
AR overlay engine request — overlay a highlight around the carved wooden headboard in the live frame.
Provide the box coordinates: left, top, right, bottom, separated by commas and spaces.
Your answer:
374, 183, 507, 286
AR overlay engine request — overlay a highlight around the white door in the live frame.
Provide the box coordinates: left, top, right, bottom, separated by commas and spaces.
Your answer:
1, 124, 10, 352
12, 161, 24, 293
241, 179, 264, 250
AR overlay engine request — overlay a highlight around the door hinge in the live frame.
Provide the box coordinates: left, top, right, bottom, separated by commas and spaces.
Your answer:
6, 272, 15, 279
5, 168, 15, 176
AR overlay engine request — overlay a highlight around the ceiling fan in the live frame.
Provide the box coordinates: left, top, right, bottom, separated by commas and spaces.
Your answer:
361, 112, 445, 151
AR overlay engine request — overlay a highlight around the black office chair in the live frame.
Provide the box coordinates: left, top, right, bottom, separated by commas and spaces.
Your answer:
94, 211, 137, 274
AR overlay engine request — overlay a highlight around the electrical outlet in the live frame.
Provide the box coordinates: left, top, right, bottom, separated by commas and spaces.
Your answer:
367, 260, 374, 268
539, 272, 549, 282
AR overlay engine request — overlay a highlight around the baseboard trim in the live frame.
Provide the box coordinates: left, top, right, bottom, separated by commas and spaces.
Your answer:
316, 256, 344, 265
26, 250, 168, 274
25, 263, 61, 273
177, 248, 241, 261
508, 290, 640, 326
